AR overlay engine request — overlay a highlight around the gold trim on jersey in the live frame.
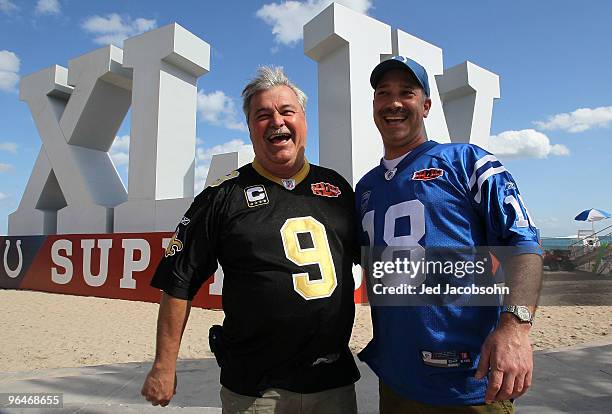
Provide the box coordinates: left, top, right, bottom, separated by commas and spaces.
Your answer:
210, 170, 240, 187
252, 158, 310, 190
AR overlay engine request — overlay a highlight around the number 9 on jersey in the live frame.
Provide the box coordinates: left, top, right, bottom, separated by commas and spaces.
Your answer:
280, 216, 338, 300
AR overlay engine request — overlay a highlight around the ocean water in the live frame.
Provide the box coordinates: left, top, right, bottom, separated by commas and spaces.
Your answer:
541, 235, 612, 251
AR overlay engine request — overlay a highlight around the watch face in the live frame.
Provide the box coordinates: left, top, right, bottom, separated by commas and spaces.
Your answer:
517, 307, 530, 321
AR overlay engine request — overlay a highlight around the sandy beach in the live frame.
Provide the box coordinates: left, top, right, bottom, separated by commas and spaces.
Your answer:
0, 289, 610, 372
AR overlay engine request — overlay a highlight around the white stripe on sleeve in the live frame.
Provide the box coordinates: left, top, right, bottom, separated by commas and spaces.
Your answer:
474, 166, 507, 203
469, 154, 499, 189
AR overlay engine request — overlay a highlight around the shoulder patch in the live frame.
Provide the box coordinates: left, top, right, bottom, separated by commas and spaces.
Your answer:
164, 231, 184, 258
412, 168, 444, 181
244, 185, 269, 207
360, 191, 372, 215
210, 170, 239, 187
311, 182, 342, 197
164, 216, 190, 258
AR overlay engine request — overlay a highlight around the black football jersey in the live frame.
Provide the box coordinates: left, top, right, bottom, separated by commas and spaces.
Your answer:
151, 160, 360, 396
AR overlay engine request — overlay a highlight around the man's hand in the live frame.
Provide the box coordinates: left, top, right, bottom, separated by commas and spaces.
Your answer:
475, 315, 533, 403
141, 366, 177, 407
141, 293, 191, 407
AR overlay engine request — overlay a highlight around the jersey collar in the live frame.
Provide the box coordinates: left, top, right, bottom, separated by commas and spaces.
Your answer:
379, 140, 438, 177
252, 158, 310, 190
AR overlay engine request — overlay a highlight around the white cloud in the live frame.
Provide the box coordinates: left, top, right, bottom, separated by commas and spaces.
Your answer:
0, 192, 8, 201
0, 50, 20, 92
0, 163, 13, 172
534, 106, 612, 133
197, 90, 247, 131
0, 142, 17, 154
81, 14, 157, 46
489, 129, 570, 159
195, 139, 254, 193
256, 0, 372, 46
0, 0, 18, 14
0, 50, 19, 72
35, 0, 60, 15
110, 135, 130, 167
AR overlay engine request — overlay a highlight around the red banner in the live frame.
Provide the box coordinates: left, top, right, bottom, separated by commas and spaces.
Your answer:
0, 233, 367, 308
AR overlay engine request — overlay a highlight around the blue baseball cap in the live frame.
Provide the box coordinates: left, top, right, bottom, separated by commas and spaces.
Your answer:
370, 55, 430, 97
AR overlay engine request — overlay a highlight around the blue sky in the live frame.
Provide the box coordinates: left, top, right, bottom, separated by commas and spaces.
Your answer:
0, 0, 611, 237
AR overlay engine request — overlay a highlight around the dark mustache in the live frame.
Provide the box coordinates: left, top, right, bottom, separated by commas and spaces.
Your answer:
379, 108, 409, 117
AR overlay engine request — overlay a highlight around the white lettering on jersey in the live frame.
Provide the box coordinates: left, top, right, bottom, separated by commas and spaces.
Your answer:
504, 194, 536, 228
362, 200, 426, 284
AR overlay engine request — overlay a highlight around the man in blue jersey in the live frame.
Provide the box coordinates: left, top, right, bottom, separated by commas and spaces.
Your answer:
356, 56, 543, 413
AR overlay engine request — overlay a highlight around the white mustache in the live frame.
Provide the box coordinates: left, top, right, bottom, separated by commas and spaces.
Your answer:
266, 128, 291, 138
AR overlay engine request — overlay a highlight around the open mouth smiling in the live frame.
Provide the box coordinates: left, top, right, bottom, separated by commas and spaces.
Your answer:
380, 109, 409, 125
267, 131, 292, 143
383, 115, 407, 125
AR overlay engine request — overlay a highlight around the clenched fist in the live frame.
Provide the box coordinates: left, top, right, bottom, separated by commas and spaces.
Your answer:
141, 366, 177, 407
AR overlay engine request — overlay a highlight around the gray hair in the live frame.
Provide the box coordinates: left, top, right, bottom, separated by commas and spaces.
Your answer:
242, 66, 307, 120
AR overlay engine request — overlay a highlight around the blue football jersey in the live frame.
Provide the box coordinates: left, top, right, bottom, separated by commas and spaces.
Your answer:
355, 140, 540, 405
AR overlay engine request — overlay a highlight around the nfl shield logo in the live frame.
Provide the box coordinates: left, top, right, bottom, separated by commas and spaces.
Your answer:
282, 179, 296, 190
385, 168, 397, 181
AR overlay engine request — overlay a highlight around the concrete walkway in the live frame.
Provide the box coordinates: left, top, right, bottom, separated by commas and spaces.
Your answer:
1, 340, 610, 414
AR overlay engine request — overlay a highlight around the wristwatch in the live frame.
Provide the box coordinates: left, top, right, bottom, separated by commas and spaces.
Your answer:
501, 305, 533, 324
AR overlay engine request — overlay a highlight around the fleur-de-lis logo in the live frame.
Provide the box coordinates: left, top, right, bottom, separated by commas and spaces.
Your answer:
164, 232, 184, 258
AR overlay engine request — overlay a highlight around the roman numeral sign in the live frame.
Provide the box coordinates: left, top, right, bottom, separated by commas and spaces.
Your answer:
305, 3, 499, 186
9, 23, 209, 236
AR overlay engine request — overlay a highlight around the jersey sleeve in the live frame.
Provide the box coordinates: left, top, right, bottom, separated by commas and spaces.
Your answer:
354, 180, 372, 267
345, 180, 361, 267
150, 188, 222, 300
329, 169, 361, 267
463, 145, 541, 257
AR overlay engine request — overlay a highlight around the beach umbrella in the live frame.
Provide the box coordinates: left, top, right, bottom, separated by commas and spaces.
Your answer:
574, 208, 611, 232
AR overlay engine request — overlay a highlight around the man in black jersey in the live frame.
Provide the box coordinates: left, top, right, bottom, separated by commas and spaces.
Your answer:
141, 66, 360, 413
